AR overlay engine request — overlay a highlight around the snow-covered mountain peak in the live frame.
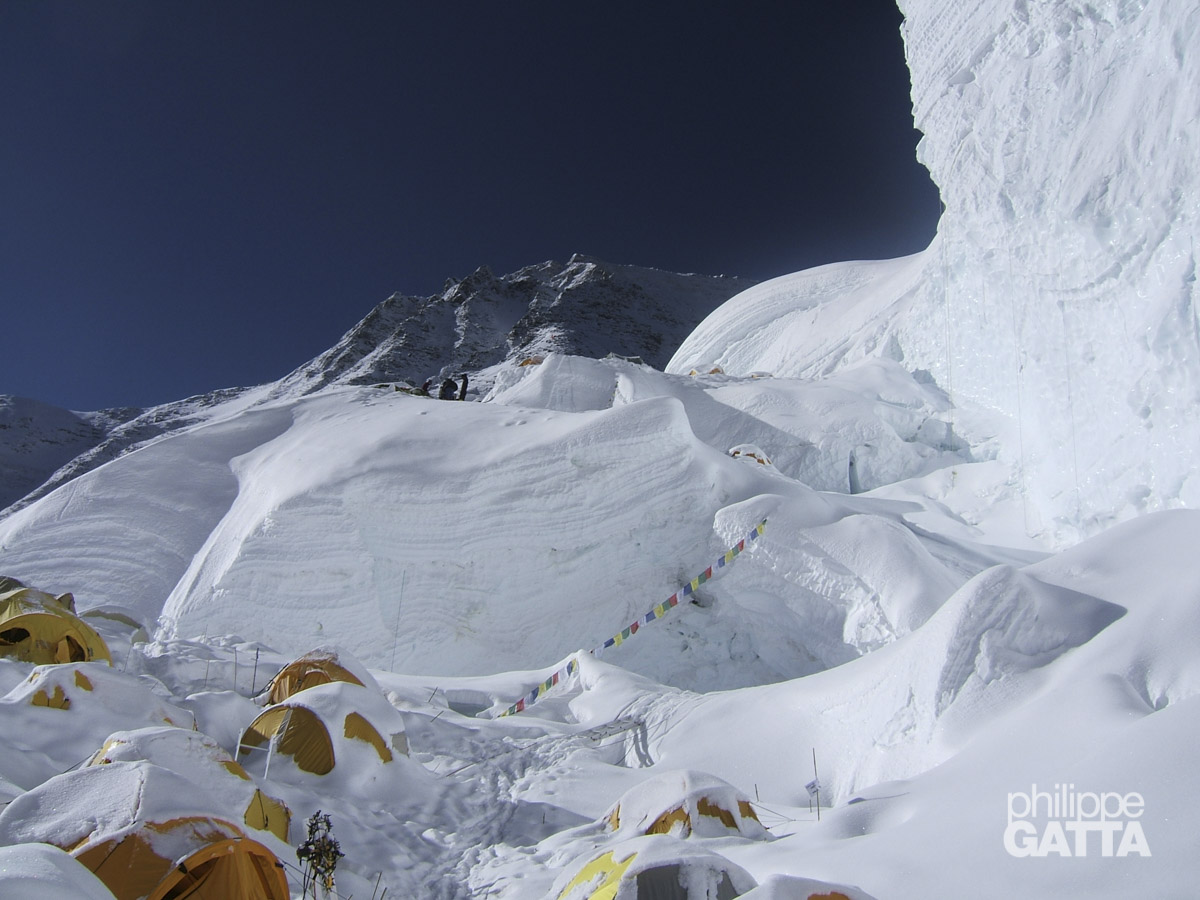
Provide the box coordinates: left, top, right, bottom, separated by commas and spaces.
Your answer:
273, 256, 756, 400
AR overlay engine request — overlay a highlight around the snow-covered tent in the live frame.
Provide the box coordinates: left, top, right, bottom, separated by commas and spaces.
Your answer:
0, 664, 194, 789
87, 726, 291, 843
236, 681, 409, 782
551, 834, 757, 900
0, 581, 111, 666
3, 663, 190, 722
604, 770, 768, 841
0, 843, 118, 899
0, 761, 291, 900
262, 645, 379, 705
737, 874, 880, 900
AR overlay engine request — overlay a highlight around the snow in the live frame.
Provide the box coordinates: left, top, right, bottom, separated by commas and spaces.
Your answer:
0, 1, 1197, 898
0, 843, 117, 899
672, 0, 1200, 544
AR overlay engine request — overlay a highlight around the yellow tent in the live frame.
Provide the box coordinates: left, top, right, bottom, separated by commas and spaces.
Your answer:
75, 817, 289, 900
0, 761, 291, 900
263, 646, 375, 705
553, 835, 756, 900
0, 582, 111, 666
88, 726, 291, 844
603, 770, 768, 841
237, 681, 407, 781
239, 704, 339, 775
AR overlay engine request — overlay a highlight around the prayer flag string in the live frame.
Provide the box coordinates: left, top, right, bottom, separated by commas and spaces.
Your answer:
497, 519, 767, 717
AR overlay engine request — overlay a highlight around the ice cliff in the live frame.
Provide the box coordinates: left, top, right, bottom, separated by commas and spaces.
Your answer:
672, 0, 1199, 542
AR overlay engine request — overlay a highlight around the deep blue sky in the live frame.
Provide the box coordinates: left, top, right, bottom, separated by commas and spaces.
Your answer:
2, 2, 940, 411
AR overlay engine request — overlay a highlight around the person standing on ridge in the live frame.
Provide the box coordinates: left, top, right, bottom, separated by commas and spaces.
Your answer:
457, 373, 469, 400
438, 378, 458, 400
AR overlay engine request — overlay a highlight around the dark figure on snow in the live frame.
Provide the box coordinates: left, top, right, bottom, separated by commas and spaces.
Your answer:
419, 379, 432, 396
438, 378, 458, 400
457, 373, 469, 401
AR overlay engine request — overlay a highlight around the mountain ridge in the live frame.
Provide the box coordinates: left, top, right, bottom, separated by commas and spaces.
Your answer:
0, 255, 755, 515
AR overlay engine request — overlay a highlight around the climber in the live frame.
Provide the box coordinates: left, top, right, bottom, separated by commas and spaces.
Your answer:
457, 373, 469, 401
438, 378, 458, 400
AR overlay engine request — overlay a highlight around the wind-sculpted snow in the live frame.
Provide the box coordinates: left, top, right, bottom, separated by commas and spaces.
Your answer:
0, 404, 294, 626
0, 359, 1005, 689
674, 1, 1200, 544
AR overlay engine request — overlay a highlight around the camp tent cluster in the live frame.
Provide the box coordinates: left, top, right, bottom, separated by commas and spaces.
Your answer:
0, 633, 426, 898
0, 588, 880, 899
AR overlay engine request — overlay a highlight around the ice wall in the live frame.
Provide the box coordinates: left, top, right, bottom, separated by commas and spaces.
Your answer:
676, 2, 1199, 542
898, 0, 1200, 537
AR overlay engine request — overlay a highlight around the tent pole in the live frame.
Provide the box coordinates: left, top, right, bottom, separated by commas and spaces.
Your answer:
813, 748, 820, 822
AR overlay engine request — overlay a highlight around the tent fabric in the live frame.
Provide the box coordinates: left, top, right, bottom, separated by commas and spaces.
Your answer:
604, 771, 767, 841
0, 761, 292, 900
242, 789, 290, 844
557, 849, 636, 900
343, 711, 392, 763
5, 664, 191, 728
74, 819, 288, 900
636, 864, 740, 900
0, 586, 112, 666
553, 835, 756, 900
238, 706, 336, 775
263, 647, 372, 705
238, 681, 409, 784
144, 834, 288, 900
87, 728, 292, 844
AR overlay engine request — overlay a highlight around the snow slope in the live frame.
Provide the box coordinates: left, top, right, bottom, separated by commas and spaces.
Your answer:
0, 357, 1013, 688
0, 395, 131, 512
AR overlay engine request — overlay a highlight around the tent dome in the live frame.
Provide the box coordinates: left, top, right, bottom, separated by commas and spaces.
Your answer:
262, 645, 380, 705
604, 770, 768, 840
0, 583, 111, 666
88, 726, 291, 843
551, 834, 757, 900
236, 682, 424, 798
0, 761, 291, 900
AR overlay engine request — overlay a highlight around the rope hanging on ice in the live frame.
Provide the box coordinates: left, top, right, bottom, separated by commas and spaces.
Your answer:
496, 519, 767, 717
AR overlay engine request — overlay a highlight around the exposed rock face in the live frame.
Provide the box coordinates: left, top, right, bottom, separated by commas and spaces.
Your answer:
272, 254, 755, 397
